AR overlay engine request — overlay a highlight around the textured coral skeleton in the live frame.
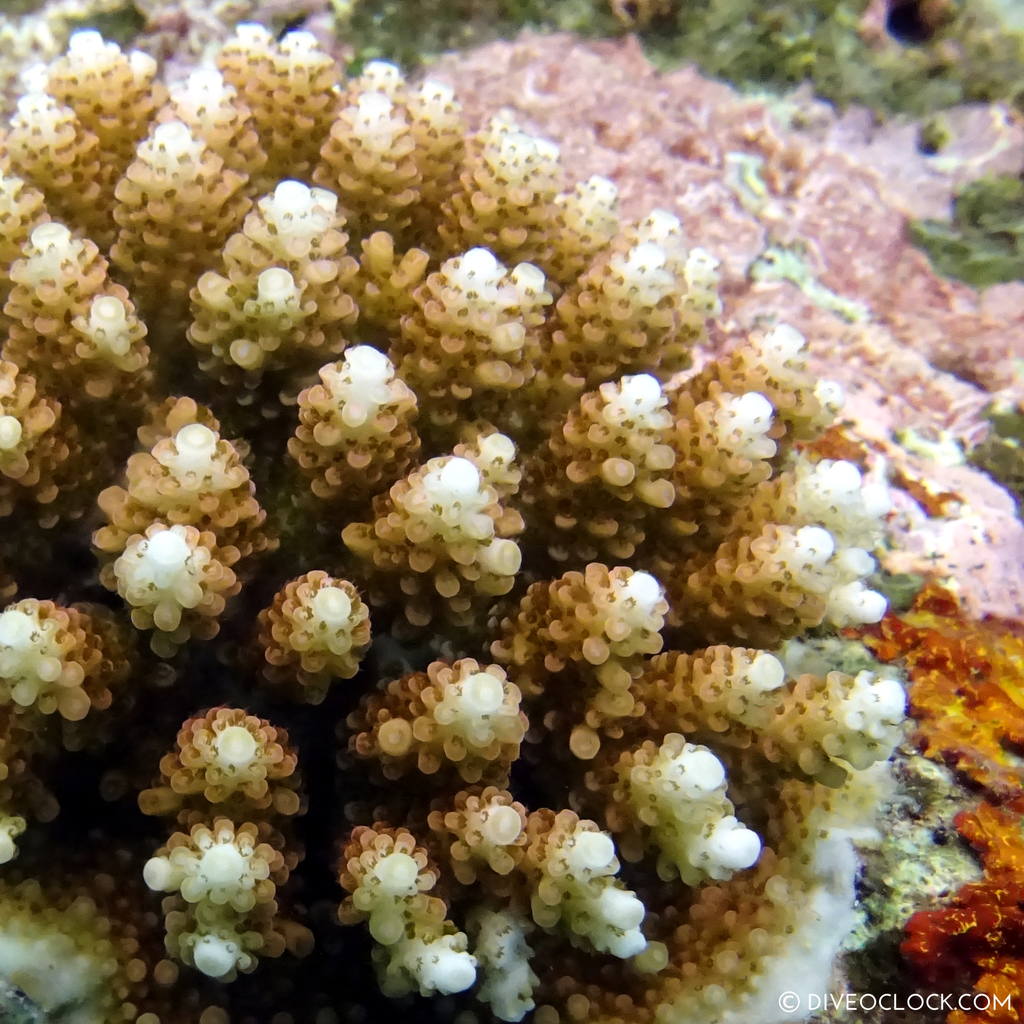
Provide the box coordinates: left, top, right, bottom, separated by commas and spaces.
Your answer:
0, 22, 907, 1023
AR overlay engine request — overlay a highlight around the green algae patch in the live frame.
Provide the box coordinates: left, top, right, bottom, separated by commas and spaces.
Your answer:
970, 398, 1024, 514
910, 175, 1024, 289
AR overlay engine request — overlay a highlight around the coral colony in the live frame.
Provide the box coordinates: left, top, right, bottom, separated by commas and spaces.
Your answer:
0, 24, 906, 1024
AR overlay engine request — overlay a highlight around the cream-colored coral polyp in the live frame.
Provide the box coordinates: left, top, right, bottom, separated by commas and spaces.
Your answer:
523, 810, 647, 959
258, 571, 370, 702
0, 604, 85, 720
289, 346, 420, 503
110, 522, 237, 654
349, 659, 526, 785
620, 734, 762, 884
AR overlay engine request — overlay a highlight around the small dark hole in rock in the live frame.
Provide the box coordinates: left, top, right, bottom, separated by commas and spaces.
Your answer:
887, 0, 938, 44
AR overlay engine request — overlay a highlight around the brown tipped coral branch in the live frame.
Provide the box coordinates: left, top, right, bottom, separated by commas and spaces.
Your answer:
288, 345, 420, 506
427, 786, 529, 890
188, 180, 358, 387
0, 172, 47, 299
582, 733, 762, 884
391, 247, 552, 441
314, 85, 420, 241
348, 659, 526, 785
538, 209, 719, 402
520, 808, 647, 958
257, 571, 370, 703
438, 114, 564, 270
139, 709, 309, 979
94, 418, 275, 572
656, 388, 777, 550
3, 90, 106, 242
352, 231, 429, 333
547, 175, 622, 285
314, 61, 466, 245
111, 120, 250, 312
686, 322, 842, 446
139, 706, 302, 821
44, 30, 166, 227
522, 374, 676, 564
157, 68, 267, 186
636, 647, 906, 787
0, 359, 71, 522
217, 25, 340, 190
338, 823, 476, 997
4, 221, 150, 407
106, 522, 239, 657
492, 563, 667, 758
144, 817, 289, 912
671, 522, 887, 646
0, 598, 132, 722
343, 454, 523, 628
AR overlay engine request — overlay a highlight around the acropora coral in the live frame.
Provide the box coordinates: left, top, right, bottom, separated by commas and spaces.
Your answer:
0, 22, 908, 1023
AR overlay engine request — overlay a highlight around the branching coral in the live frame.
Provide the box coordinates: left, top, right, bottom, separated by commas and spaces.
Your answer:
257, 570, 370, 703
139, 707, 309, 981
0, 24, 906, 1023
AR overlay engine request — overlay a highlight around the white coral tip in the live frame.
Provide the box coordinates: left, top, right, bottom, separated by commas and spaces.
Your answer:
481, 804, 523, 846
345, 345, 392, 386
622, 570, 662, 610
706, 819, 761, 871
597, 886, 646, 930
567, 830, 614, 873
68, 29, 104, 52
273, 179, 314, 213
461, 247, 500, 278
677, 746, 726, 792
143, 855, 175, 892
146, 529, 190, 569
200, 843, 247, 886
793, 525, 835, 563
438, 457, 481, 499
372, 851, 419, 893
193, 933, 241, 978
0, 416, 23, 451
30, 221, 72, 248
0, 609, 35, 647
461, 672, 505, 715
620, 373, 663, 411
419, 940, 477, 994
748, 652, 785, 692
311, 586, 353, 628
0, 831, 16, 865
214, 725, 257, 768
730, 391, 773, 426
829, 582, 887, 625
